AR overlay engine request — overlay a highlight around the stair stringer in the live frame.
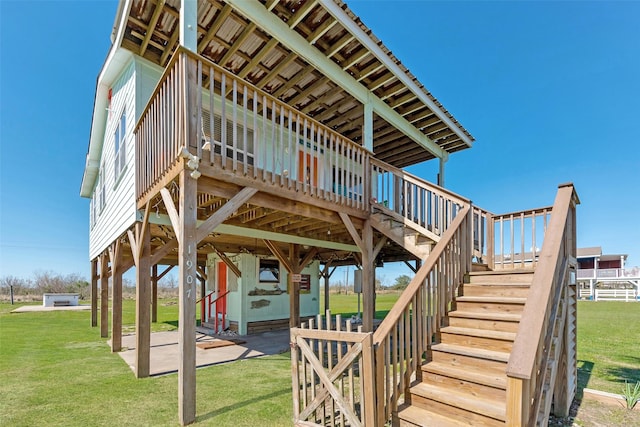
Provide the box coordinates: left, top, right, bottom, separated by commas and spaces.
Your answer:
370, 210, 433, 259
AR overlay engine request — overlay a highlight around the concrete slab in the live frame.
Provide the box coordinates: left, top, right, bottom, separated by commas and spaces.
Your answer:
11, 305, 91, 313
114, 329, 290, 376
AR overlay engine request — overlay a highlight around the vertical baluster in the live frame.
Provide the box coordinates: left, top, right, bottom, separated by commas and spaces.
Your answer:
262, 95, 267, 181
532, 210, 537, 264
325, 311, 334, 426
308, 318, 316, 421
243, 84, 248, 175
294, 114, 300, 191
232, 78, 238, 171
209, 67, 215, 164
335, 314, 345, 427
520, 212, 525, 268
329, 133, 335, 201
346, 321, 355, 420
252, 90, 258, 178
509, 214, 515, 269
279, 104, 285, 187
302, 118, 308, 194
311, 121, 316, 197
322, 129, 328, 200
220, 73, 227, 169
271, 100, 276, 184
392, 321, 398, 414
287, 110, 293, 189
500, 216, 504, 270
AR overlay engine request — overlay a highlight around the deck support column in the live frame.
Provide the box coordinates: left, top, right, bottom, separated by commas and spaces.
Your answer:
178, 169, 198, 426
110, 241, 123, 352
321, 261, 335, 312
289, 244, 301, 328
100, 254, 109, 338
91, 258, 98, 327
438, 157, 446, 187
361, 220, 374, 332
135, 224, 151, 378
152, 264, 158, 323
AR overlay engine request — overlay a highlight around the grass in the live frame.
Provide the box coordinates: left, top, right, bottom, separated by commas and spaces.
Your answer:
0, 297, 638, 425
320, 290, 402, 319
576, 301, 640, 395
0, 301, 291, 426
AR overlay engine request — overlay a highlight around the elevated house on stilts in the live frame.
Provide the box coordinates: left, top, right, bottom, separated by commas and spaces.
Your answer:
81, 1, 579, 425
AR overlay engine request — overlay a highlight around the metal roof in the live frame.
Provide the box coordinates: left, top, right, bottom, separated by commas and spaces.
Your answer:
119, 0, 474, 168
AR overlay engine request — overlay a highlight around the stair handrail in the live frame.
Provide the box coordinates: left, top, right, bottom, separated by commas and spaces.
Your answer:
505, 183, 579, 425
371, 203, 473, 425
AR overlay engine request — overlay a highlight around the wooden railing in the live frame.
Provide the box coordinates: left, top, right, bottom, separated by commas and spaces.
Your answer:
199, 290, 230, 333
505, 184, 578, 425
290, 312, 376, 427
135, 47, 370, 211
469, 204, 552, 270
371, 204, 472, 425
370, 159, 469, 240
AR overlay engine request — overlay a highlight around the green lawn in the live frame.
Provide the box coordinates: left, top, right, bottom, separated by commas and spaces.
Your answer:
0, 297, 638, 426
576, 301, 640, 395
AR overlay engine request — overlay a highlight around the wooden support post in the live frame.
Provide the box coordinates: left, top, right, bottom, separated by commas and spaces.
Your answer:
289, 243, 301, 328
152, 264, 158, 323
110, 241, 123, 352
91, 258, 98, 327
178, 169, 198, 426
362, 220, 374, 332
322, 261, 333, 312
100, 254, 109, 338
135, 225, 151, 379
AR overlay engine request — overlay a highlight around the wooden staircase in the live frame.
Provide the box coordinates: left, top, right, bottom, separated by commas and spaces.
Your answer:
397, 270, 534, 427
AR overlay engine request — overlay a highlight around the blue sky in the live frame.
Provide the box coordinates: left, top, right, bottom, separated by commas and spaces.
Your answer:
1, 0, 638, 282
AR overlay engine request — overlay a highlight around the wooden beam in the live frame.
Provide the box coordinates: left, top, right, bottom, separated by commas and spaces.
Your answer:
263, 239, 295, 273
214, 248, 242, 278
109, 240, 123, 352
372, 236, 387, 261
195, 187, 258, 242
322, 260, 333, 312
197, 4, 232, 52
157, 264, 175, 281
178, 169, 198, 425
298, 247, 319, 272
140, 0, 166, 56
91, 258, 98, 327
339, 212, 363, 251
100, 253, 109, 338
161, 187, 182, 245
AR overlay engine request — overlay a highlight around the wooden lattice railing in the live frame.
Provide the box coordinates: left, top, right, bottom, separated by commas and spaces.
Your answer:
505, 184, 579, 425
290, 312, 376, 427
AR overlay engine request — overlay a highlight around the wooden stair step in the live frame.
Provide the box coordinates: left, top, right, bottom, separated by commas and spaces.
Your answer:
446, 310, 521, 332
467, 270, 534, 284
410, 382, 506, 422
397, 403, 470, 427
422, 361, 507, 390
461, 283, 530, 298
440, 326, 516, 342
431, 343, 510, 363
439, 326, 514, 352
448, 310, 521, 322
456, 296, 527, 304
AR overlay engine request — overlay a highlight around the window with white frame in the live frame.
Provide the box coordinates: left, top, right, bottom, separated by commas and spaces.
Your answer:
99, 163, 106, 213
114, 111, 126, 180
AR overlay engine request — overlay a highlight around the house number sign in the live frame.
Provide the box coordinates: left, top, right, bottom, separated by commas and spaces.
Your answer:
186, 244, 194, 300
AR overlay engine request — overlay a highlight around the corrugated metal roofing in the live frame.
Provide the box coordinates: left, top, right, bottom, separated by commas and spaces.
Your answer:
119, 0, 475, 167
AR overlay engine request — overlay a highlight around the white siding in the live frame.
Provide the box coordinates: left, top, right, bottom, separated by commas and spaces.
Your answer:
89, 61, 136, 259
88, 57, 163, 260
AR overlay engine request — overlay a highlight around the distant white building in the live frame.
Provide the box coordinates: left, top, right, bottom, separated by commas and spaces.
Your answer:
577, 247, 639, 301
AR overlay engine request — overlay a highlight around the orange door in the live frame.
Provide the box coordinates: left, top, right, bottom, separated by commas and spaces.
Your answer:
298, 152, 318, 186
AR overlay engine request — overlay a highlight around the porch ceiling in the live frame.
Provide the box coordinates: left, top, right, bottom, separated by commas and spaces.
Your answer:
120, 0, 474, 167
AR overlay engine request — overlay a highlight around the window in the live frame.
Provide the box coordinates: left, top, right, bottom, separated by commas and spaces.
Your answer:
99, 163, 106, 213
259, 259, 280, 283
202, 110, 255, 165
114, 111, 126, 179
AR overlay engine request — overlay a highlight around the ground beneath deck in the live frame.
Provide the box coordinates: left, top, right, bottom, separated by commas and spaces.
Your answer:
113, 329, 290, 376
